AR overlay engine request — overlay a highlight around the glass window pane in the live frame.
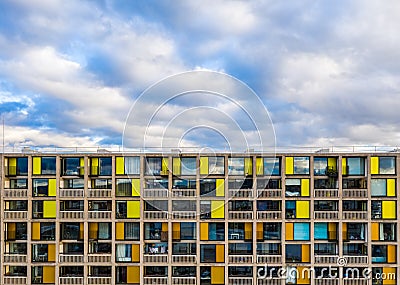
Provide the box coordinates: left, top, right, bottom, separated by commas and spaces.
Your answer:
379, 157, 395, 174
294, 157, 309, 175
125, 157, 140, 175
181, 157, 196, 175
228, 158, 244, 175
264, 157, 280, 176
314, 158, 328, 175
371, 179, 387, 196
347, 157, 365, 175
209, 157, 224, 174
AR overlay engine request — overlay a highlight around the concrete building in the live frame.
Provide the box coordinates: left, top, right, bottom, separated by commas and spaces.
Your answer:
0, 151, 398, 285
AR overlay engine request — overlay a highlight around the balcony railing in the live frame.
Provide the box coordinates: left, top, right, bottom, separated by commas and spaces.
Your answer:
60, 211, 84, 219
3, 277, 27, 285
256, 255, 281, 264
342, 212, 368, 220
87, 277, 111, 285
87, 254, 112, 263
172, 189, 196, 197
60, 189, 84, 198
88, 189, 112, 198
172, 211, 197, 219
59, 277, 84, 285
3, 189, 28, 198
172, 255, 196, 263
343, 255, 368, 265
144, 277, 168, 285
88, 211, 112, 219
228, 189, 253, 198
314, 279, 339, 285
314, 211, 339, 220
59, 254, 84, 263
3, 254, 27, 263
256, 189, 282, 198
143, 254, 168, 263
144, 211, 168, 220
314, 189, 339, 198
228, 255, 253, 263
343, 279, 369, 285
342, 189, 368, 198
3, 211, 28, 220
228, 211, 253, 220
172, 277, 196, 285
228, 277, 253, 285
314, 255, 339, 264
256, 211, 282, 220
257, 278, 281, 285
143, 189, 168, 198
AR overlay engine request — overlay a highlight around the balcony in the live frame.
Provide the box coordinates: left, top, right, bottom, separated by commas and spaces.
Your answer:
257, 278, 281, 285
256, 211, 281, 220
228, 211, 253, 220
87, 277, 111, 285
172, 277, 196, 285
144, 211, 168, 220
88, 189, 112, 198
228, 189, 253, 198
229, 277, 253, 285
342, 212, 368, 220
60, 211, 84, 219
343, 279, 368, 285
143, 189, 168, 198
342, 189, 368, 198
314, 189, 339, 198
3, 254, 27, 263
3, 189, 27, 198
3, 277, 27, 285
4, 211, 28, 220
314, 255, 339, 264
87, 254, 112, 263
343, 255, 368, 265
314, 279, 339, 285
256, 189, 282, 198
172, 211, 197, 219
59, 255, 84, 263
144, 277, 168, 285
172, 255, 196, 263
143, 254, 168, 263
60, 189, 84, 198
88, 211, 112, 219
314, 211, 339, 220
228, 255, 253, 263
172, 189, 196, 197
256, 255, 282, 264
59, 277, 84, 285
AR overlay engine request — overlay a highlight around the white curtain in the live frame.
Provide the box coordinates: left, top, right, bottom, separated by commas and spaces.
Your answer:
125, 157, 140, 175
125, 223, 138, 240
98, 223, 109, 239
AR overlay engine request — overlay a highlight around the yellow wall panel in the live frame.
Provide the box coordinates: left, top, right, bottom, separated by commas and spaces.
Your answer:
245, 222, 252, 240
132, 179, 140, 197
162, 222, 168, 232
173, 157, 181, 175
48, 179, 56, 197
8, 223, 16, 240
211, 266, 224, 284
301, 179, 310, 196
161, 158, 169, 175
245, 157, 252, 175
342, 223, 347, 240
115, 157, 124, 175
256, 157, 263, 175
89, 223, 98, 239
286, 157, 294, 175
216, 179, 224, 197
211, 201, 225, 219
33, 157, 41, 175
132, 244, 140, 262
215, 244, 224, 263
297, 266, 311, 284
371, 223, 379, 241
127, 266, 140, 284
115, 223, 124, 240
387, 179, 396, 197
127, 201, 140, 218
172, 223, 180, 240
43, 201, 56, 218
383, 267, 396, 285
296, 201, 310, 218
91, 157, 99, 175
387, 245, 396, 263
79, 158, 85, 175
47, 244, 56, 262
257, 222, 263, 240
382, 201, 396, 219
200, 157, 209, 175
286, 223, 294, 240
302, 244, 310, 263
328, 223, 337, 240
342, 158, 347, 175
79, 223, 84, 240
200, 223, 209, 241
328, 157, 337, 170
43, 266, 55, 283
32, 222, 40, 240
371, 156, 379, 174
8, 157, 16, 175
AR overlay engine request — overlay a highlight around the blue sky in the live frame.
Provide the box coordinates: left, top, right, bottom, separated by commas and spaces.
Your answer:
1, 0, 400, 150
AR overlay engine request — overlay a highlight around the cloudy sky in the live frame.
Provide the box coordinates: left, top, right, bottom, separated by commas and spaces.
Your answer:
1, 0, 400, 151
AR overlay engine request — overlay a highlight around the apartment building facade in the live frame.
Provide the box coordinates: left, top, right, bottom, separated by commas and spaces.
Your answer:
0, 151, 398, 285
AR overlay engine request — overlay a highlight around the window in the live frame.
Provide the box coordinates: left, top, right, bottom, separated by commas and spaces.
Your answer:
257, 223, 281, 240
32, 222, 56, 241
88, 223, 111, 240
371, 156, 396, 175
229, 200, 253, 211
32, 201, 56, 219
200, 156, 225, 175
116, 222, 140, 240
314, 178, 338, 189
89, 201, 111, 211
228, 157, 245, 175
286, 223, 310, 241
257, 200, 281, 211
256, 243, 281, 255
89, 266, 112, 277
371, 223, 396, 241
115, 156, 140, 175
60, 223, 83, 240
200, 179, 224, 196
33, 156, 56, 175
314, 243, 337, 255
343, 157, 365, 176
4, 200, 28, 211
286, 156, 310, 175
285, 178, 309, 196
286, 244, 310, 263
173, 266, 196, 277
145, 179, 168, 189
228, 243, 252, 255
200, 200, 224, 219
314, 157, 337, 176
4, 266, 27, 276
263, 157, 281, 176
285, 201, 310, 219
344, 223, 366, 241
342, 178, 367, 189
228, 178, 253, 189
144, 223, 168, 241
6, 157, 28, 176
173, 157, 196, 176
116, 266, 140, 284
5, 242, 27, 254
228, 222, 252, 240
144, 242, 167, 254
62, 243, 83, 254
115, 244, 132, 262
60, 201, 83, 211
172, 200, 196, 211
91, 178, 112, 189
144, 266, 168, 277
372, 245, 397, 263
90, 157, 112, 176
116, 179, 140, 196
89, 242, 111, 254
228, 266, 253, 277
257, 178, 281, 189
314, 201, 338, 211
116, 201, 140, 219
372, 201, 396, 219
5, 222, 27, 240
371, 179, 396, 197
173, 179, 196, 189
200, 244, 224, 263
172, 243, 196, 255
63, 178, 84, 189
200, 222, 224, 241
60, 266, 84, 277
314, 223, 337, 240
172, 222, 196, 240
9, 179, 27, 189
33, 179, 56, 197
62, 157, 84, 176
145, 157, 168, 176
343, 201, 367, 211
32, 244, 55, 262
144, 200, 168, 211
